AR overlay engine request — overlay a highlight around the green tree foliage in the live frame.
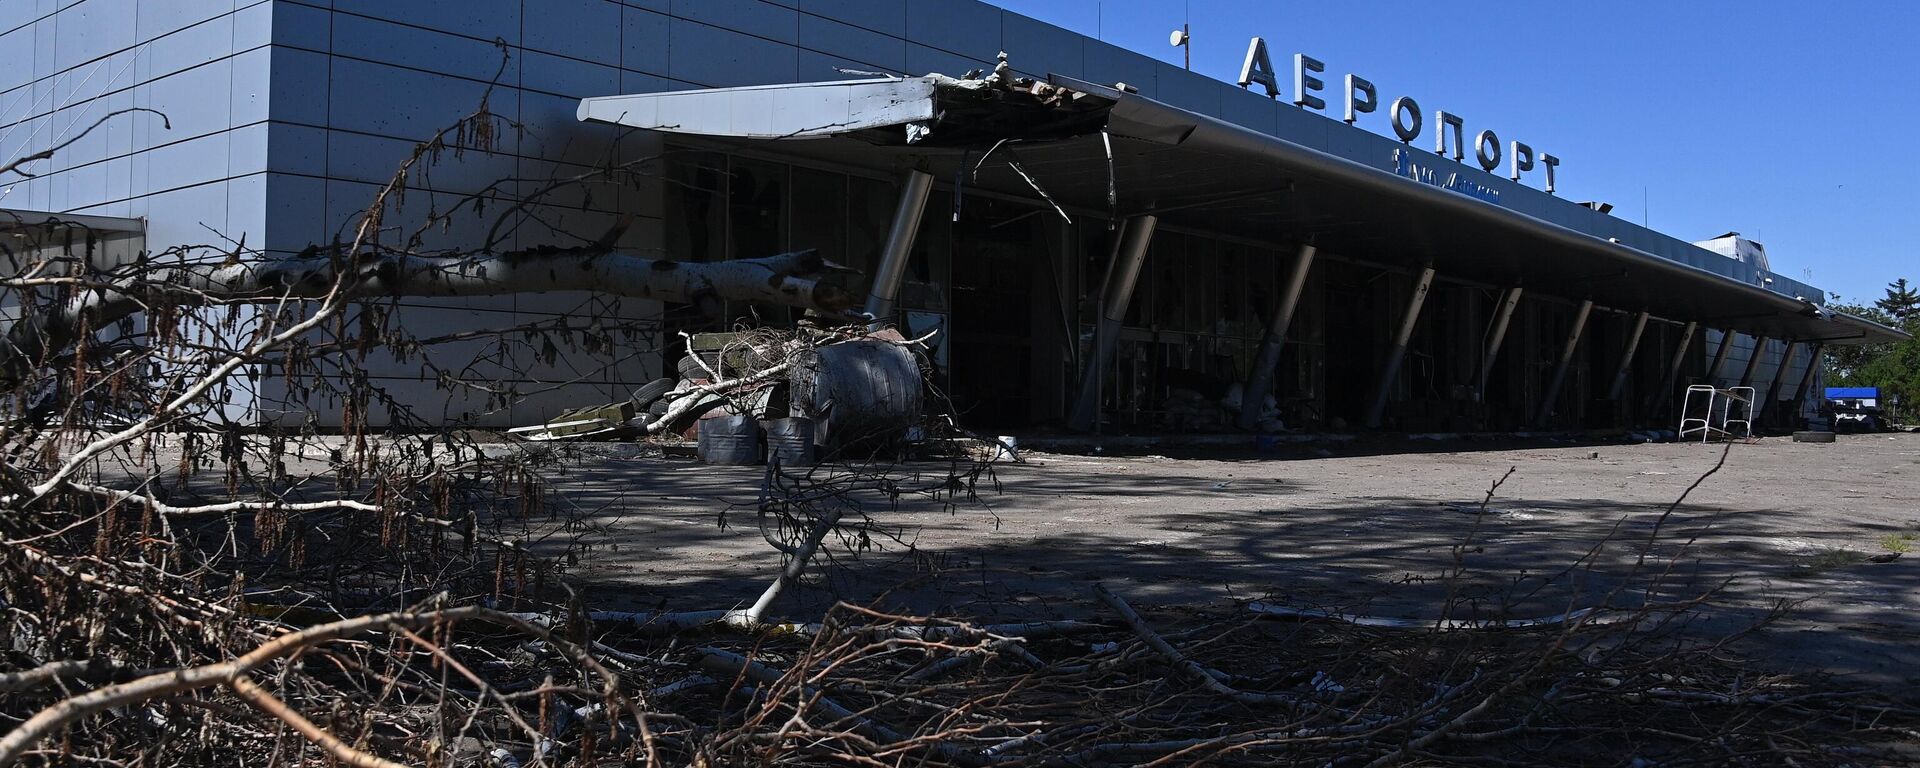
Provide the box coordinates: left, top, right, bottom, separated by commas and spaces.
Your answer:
1826, 278, 1920, 421
1875, 277, 1919, 320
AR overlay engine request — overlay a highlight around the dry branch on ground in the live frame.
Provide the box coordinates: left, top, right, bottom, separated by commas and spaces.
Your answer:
2, 74, 1914, 768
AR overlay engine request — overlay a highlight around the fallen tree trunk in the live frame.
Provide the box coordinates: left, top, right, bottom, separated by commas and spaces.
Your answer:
1, 246, 857, 378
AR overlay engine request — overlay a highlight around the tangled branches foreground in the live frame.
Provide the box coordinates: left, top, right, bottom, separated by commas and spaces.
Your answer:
4, 440, 1917, 767
2, 61, 1915, 768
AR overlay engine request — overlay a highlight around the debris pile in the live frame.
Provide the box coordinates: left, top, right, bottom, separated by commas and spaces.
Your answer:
512, 326, 928, 458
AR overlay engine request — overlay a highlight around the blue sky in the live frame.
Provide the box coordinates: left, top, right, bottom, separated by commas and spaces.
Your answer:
990, 0, 1916, 305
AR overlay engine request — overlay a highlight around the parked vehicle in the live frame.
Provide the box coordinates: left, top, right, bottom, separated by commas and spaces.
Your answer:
1825, 386, 1891, 433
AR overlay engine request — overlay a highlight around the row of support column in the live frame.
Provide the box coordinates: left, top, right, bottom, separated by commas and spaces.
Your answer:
1760, 341, 1801, 420
1791, 343, 1825, 417
1475, 287, 1523, 403
1669, 330, 1823, 428
866, 168, 1827, 436
1738, 335, 1772, 389
1362, 265, 1436, 429
1068, 215, 1159, 432
1606, 311, 1651, 401
1648, 321, 1698, 417
1532, 299, 1594, 428
1237, 244, 1318, 429
862, 168, 935, 323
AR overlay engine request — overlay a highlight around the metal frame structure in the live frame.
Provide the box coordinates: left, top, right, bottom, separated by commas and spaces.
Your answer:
1677, 385, 1755, 443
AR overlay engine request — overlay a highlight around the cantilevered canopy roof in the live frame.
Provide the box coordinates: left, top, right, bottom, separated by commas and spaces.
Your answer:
579, 75, 1909, 346
0, 208, 144, 237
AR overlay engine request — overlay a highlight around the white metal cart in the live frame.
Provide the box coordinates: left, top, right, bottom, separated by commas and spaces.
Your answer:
1677, 385, 1755, 443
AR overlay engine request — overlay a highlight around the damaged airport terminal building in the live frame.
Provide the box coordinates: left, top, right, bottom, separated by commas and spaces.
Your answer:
5, 0, 1908, 436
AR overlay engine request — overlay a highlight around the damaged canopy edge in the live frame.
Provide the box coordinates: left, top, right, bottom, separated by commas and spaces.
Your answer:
575, 77, 943, 140
575, 71, 1878, 345
575, 73, 1125, 147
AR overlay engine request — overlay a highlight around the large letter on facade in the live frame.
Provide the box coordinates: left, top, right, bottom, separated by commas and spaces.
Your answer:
1434, 111, 1465, 161
1238, 37, 1281, 98
1344, 74, 1377, 124
1293, 54, 1326, 110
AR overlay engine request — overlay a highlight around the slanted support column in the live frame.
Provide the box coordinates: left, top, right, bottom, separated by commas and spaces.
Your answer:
1758, 341, 1801, 427
862, 168, 935, 324
1237, 243, 1317, 429
1737, 334, 1771, 388
1069, 215, 1158, 432
1533, 298, 1593, 428
1791, 342, 1825, 424
1649, 321, 1698, 416
1704, 329, 1736, 385
1475, 286, 1523, 402
1606, 310, 1651, 401
1363, 265, 1436, 429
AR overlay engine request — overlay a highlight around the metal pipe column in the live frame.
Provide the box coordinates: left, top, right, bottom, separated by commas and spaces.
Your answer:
1533, 298, 1593, 428
862, 168, 935, 323
1069, 215, 1158, 432
1703, 330, 1736, 385
1758, 341, 1801, 426
1475, 286, 1523, 402
1237, 243, 1317, 429
1606, 310, 1650, 401
1737, 335, 1771, 389
1649, 321, 1698, 415
1363, 265, 1436, 429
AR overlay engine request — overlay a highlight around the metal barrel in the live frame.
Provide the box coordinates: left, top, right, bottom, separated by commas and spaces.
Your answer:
766, 417, 817, 467
697, 414, 763, 465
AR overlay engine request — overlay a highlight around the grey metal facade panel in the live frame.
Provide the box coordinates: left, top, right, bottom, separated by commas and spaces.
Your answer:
268, 0, 328, 50
143, 131, 233, 195
903, 0, 998, 62
258, 171, 325, 252
799, 0, 903, 38
329, 0, 522, 45
621, 6, 671, 75
1081, 38, 1157, 96
0, 25, 32, 91
226, 120, 269, 178
143, 8, 237, 79
140, 58, 234, 140
230, 46, 271, 126
1000, 11, 1081, 81
904, 42, 987, 80
330, 12, 509, 84
135, 0, 240, 44
521, 50, 620, 100
673, 0, 798, 46
51, 0, 133, 73
326, 57, 522, 139
266, 46, 329, 126
667, 16, 799, 87
1217, 89, 1279, 137
798, 12, 906, 74
1152, 62, 1223, 118
523, 0, 622, 64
